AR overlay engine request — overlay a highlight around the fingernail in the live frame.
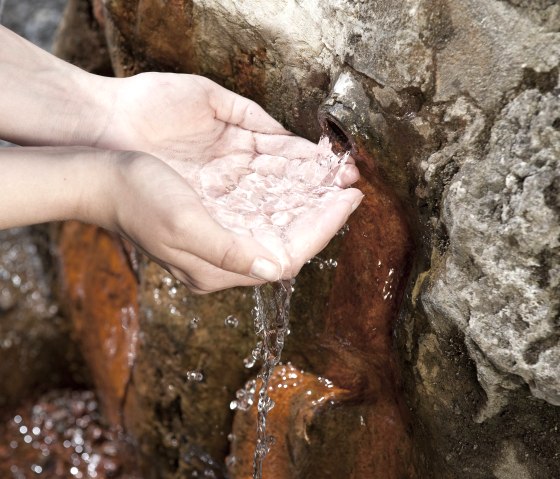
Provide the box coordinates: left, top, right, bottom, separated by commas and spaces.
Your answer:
250, 257, 281, 282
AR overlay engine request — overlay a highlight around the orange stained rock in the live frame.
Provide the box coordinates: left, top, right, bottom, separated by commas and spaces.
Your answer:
318, 176, 417, 478
58, 221, 139, 427
229, 363, 348, 479
103, 0, 197, 75
230, 176, 417, 479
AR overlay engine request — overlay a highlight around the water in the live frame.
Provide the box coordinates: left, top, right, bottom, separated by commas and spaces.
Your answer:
251, 280, 292, 479
0, 390, 140, 479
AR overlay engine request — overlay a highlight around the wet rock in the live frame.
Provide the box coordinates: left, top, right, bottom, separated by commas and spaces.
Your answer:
0, 228, 79, 413
122, 262, 257, 479
229, 363, 347, 479
0, 389, 141, 479
57, 222, 140, 427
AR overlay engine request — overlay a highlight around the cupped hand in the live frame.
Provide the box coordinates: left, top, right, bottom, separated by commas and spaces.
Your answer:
101, 72, 297, 164
98, 74, 363, 291
104, 152, 284, 293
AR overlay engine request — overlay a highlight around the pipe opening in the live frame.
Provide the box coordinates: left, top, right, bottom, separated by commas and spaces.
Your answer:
324, 118, 352, 153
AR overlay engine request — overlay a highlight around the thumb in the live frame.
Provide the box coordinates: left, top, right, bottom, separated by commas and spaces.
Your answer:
179, 203, 284, 282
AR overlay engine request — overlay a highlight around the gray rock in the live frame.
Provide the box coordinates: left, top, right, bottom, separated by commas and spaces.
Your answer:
423, 87, 560, 416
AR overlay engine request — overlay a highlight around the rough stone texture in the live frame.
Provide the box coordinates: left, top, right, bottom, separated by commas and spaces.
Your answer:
229, 363, 347, 479
53, 0, 560, 477
122, 262, 258, 479
423, 89, 560, 417
53, 0, 113, 75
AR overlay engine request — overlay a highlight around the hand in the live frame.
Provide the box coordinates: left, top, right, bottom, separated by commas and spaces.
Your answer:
96, 74, 363, 287
96, 151, 291, 293
104, 150, 362, 293
98, 73, 358, 187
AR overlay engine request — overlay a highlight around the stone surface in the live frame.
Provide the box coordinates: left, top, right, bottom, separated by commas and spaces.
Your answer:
53, 0, 113, 75
57, 222, 140, 427
229, 363, 347, 479
123, 262, 257, 478
0, 389, 141, 479
0, 228, 80, 414
423, 88, 560, 415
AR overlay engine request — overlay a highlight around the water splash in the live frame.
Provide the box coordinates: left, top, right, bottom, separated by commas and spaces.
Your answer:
251, 280, 292, 479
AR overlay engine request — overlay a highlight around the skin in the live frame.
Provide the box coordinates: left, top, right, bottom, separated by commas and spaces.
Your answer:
0, 26, 362, 293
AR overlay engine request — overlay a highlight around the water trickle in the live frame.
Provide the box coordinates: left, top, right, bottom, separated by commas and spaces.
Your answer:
224, 315, 239, 328
230, 379, 257, 411
250, 280, 292, 479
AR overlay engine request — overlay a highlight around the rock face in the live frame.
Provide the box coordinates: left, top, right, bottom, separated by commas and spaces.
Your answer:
0, 228, 80, 413
53, 0, 560, 477
423, 89, 560, 415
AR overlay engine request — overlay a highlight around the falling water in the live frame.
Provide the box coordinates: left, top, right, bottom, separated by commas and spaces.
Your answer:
250, 280, 292, 479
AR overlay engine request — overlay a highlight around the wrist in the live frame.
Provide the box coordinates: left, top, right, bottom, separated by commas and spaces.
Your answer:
62, 70, 121, 149
74, 148, 121, 229
0, 27, 121, 148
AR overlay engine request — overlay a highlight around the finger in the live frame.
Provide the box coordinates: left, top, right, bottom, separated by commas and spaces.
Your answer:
207, 82, 289, 135
166, 255, 263, 294
170, 199, 284, 282
333, 164, 361, 187
254, 133, 318, 158
284, 188, 364, 275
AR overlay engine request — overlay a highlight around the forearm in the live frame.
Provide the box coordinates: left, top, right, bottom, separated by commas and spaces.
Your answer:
0, 147, 113, 229
0, 26, 116, 147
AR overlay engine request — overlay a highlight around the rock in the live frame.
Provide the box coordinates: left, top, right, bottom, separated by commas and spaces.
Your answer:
53, 0, 113, 75
0, 228, 79, 413
57, 222, 140, 426
122, 261, 257, 478
423, 87, 560, 414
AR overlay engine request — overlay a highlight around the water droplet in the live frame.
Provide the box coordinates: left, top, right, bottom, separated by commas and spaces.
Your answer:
224, 315, 239, 328
152, 288, 162, 305
186, 371, 204, 382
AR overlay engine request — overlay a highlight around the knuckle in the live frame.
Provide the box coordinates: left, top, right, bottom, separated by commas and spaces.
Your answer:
218, 236, 244, 273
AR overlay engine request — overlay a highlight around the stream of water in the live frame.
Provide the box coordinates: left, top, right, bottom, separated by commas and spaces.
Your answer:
250, 280, 292, 479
